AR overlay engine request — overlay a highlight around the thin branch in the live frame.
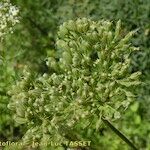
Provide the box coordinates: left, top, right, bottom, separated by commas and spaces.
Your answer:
26, 16, 48, 36
101, 117, 138, 150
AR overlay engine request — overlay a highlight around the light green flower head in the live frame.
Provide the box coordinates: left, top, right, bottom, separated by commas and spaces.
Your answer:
8, 18, 141, 145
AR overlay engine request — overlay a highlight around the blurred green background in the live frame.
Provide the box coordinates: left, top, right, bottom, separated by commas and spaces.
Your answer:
0, 0, 150, 149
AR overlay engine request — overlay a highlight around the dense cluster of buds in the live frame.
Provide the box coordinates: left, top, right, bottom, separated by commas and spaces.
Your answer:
8, 18, 141, 147
0, 0, 19, 40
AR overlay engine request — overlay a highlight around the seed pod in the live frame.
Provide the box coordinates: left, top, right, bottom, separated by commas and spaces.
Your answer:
117, 31, 135, 48
107, 31, 113, 44
94, 43, 101, 51
16, 105, 25, 117
114, 20, 121, 40
46, 57, 58, 71
114, 111, 121, 119
81, 41, 91, 51
129, 72, 141, 80
72, 53, 81, 66
62, 51, 72, 64
7, 103, 15, 110
92, 31, 99, 41
66, 20, 76, 31
56, 39, 68, 50
58, 25, 68, 38
15, 116, 27, 124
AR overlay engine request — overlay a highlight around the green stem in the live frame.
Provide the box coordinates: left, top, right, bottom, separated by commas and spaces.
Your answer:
102, 117, 138, 150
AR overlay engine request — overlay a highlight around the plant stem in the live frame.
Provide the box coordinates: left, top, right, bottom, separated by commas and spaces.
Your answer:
101, 117, 138, 150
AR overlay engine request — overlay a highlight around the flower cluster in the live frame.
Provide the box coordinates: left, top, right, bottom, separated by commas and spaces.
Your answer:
8, 18, 141, 147
0, 0, 19, 40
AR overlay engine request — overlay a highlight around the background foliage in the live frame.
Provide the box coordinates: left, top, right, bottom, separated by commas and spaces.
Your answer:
0, 0, 150, 150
